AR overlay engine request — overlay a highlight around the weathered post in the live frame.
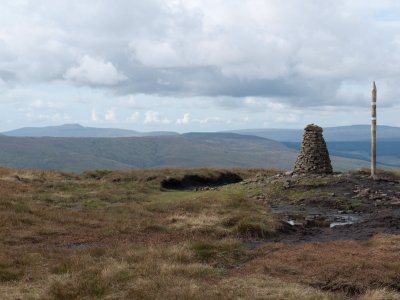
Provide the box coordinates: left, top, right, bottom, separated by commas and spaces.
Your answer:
371, 81, 377, 178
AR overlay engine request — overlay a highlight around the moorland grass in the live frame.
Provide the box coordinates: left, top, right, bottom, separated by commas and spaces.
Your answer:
0, 167, 399, 299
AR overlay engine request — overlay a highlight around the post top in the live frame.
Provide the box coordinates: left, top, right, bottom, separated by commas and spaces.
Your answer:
372, 81, 377, 92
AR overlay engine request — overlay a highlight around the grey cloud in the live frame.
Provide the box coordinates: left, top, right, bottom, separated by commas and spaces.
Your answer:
115, 63, 343, 108
0, 70, 17, 82
1, 0, 400, 108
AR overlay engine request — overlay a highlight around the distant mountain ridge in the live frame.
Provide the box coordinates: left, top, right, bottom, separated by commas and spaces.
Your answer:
229, 125, 400, 142
2, 124, 400, 171
4, 124, 400, 141
0, 133, 368, 173
2, 124, 178, 138
183, 132, 270, 141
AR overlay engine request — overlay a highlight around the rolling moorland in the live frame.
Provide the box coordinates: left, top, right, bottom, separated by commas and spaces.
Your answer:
0, 133, 369, 173
1, 124, 400, 172
1, 167, 400, 299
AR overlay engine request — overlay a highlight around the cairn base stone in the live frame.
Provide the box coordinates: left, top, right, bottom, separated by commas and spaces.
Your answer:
293, 124, 333, 174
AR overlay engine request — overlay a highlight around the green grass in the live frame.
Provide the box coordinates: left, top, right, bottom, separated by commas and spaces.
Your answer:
191, 239, 249, 267
0, 167, 399, 299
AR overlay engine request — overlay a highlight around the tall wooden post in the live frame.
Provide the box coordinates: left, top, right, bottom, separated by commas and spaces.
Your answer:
371, 81, 377, 178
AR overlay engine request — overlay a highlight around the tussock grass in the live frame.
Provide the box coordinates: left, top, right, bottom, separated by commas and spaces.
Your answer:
41, 245, 340, 300
241, 234, 400, 296
0, 167, 399, 299
265, 178, 334, 205
352, 168, 400, 179
360, 288, 400, 300
191, 239, 249, 267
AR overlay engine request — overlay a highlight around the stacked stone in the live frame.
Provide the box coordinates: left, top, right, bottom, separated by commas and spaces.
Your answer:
293, 124, 333, 174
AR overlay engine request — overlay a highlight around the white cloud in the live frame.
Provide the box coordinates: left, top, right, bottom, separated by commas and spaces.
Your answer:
91, 108, 117, 122
127, 112, 140, 123
3, 1, 400, 130
50, 113, 68, 122
131, 40, 184, 68
216, 97, 293, 112
266, 102, 287, 111
105, 108, 116, 121
129, 1, 391, 82
195, 117, 224, 124
176, 113, 190, 125
64, 55, 127, 85
29, 99, 63, 109
276, 113, 301, 124
118, 95, 143, 109
91, 108, 100, 122
25, 111, 69, 123
144, 110, 170, 124
30, 99, 46, 109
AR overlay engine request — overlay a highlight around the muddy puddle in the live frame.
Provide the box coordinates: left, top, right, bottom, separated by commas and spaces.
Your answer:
271, 205, 364, 229
245, 173, 400, 245
267, 204, 400, 244
329, 215, 359, 228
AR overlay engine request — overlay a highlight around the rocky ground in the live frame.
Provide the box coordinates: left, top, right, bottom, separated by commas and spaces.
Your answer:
241, 170, 400, 244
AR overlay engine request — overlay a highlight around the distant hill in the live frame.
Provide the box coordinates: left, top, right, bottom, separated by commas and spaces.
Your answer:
6, 123, 400, 141
230, 125, 400, 142
229, 125, 400, 168
286, 141, 400, 168
1, 124, 398, 172
183, 132, 269, 141
141, 131, 179, 137
7, 124, 400, 141
0, 133, 368, 173
2, 124, 178, 138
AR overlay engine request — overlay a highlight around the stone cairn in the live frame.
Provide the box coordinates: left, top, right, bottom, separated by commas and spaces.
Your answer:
293, 124, 333, 174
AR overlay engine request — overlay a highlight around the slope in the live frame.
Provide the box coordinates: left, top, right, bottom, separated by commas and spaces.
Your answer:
1, 123, 179, 138
230, 125, 400, 142
0, 133, 367, 173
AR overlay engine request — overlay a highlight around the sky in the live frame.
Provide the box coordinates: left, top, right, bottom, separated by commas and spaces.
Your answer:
1, 0, 400, 132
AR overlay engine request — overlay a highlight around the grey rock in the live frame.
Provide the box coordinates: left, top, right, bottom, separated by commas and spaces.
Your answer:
293, 124, 333, 174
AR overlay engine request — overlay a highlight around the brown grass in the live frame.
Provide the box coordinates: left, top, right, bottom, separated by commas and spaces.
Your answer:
1, 244, 342, 300
235, 234, 400, 296
0, 167, 399, 299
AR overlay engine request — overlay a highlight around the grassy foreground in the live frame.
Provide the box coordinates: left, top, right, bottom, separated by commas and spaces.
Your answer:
0, 167, 399, 299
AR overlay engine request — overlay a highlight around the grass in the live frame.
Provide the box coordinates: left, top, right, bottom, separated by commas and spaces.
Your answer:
240, 234, 400, 296
353, 168, 400, 179
0, 167, 399, 299
265, 177, 337, 203
191, 239, 250, 268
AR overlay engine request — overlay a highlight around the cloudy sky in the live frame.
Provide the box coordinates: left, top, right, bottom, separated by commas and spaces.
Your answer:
1, 0, 400, 132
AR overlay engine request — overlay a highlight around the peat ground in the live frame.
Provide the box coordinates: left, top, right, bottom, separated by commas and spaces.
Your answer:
1, 167, 400, 299
252, 171, 400, 244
